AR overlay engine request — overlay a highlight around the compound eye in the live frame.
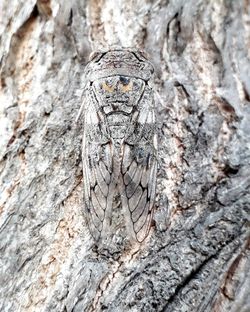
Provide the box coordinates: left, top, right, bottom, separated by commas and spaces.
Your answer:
119, 76, 130, 85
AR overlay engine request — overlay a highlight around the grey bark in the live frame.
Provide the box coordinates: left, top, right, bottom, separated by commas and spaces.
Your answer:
0, 1, 249, 311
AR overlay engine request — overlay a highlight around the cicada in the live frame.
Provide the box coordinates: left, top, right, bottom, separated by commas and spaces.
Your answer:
81, 48, 157, 243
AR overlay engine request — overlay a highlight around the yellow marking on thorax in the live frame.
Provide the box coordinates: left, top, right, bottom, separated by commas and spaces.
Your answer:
102, 82, 114, 92
121, 81, 133, 92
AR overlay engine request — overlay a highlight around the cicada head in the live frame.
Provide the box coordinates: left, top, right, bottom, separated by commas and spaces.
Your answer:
84, 48, 154, 83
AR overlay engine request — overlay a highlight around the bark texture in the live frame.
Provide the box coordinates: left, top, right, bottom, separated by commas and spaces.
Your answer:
0, 1, 249, 311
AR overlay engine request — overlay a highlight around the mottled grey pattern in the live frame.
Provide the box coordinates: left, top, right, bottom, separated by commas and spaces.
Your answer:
82, 49, 157, 243
0, 1, 249, 312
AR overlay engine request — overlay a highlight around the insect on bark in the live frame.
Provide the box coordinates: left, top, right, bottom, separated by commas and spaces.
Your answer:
81, 48, 157, 243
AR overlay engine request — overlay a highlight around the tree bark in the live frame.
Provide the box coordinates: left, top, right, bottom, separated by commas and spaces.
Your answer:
0, 1, 249, 311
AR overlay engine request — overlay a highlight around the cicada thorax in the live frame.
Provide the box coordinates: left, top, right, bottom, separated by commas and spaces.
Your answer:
91, 75, 145, 142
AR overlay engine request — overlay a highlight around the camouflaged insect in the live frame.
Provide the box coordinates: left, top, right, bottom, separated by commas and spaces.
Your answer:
82, 48, 157, 243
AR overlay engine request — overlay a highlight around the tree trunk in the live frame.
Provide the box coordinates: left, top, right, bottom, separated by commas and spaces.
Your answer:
0, 1, 249, 311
